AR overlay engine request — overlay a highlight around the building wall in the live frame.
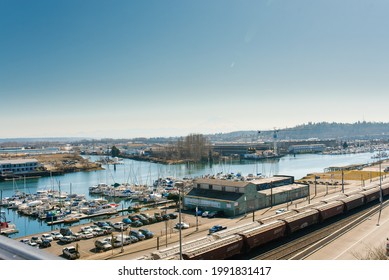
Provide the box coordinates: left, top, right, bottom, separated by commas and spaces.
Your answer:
184, 180, 309, 217
0, 160, 39, 175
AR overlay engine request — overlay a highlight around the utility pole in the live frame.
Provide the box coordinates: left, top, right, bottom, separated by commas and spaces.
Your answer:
120, 223, 124, 253
377, 159, 383, 226
175, 181, 184, 260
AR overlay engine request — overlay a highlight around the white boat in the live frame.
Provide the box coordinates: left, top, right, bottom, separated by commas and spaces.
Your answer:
86, 203, 118, 215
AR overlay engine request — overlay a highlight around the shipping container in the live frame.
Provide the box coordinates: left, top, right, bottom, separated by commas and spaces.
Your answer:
313, 201, 344, 222
280, 209, 320, 234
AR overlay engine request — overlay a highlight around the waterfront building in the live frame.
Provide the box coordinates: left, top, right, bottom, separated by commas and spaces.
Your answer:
288, 144, 326, 154
0, 159, 40, 176
183, 175, 308, 217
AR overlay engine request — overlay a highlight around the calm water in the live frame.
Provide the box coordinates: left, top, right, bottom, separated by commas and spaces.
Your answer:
0, 152, 379, 238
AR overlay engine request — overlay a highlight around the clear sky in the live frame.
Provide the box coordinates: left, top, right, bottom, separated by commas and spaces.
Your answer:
1, 0, 388, 139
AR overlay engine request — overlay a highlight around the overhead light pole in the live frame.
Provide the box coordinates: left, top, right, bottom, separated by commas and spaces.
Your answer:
175, 181, 184, 260
377, 155, 383, 226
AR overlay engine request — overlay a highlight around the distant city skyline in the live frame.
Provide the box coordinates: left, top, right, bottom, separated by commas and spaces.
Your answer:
1, 1, 389, 139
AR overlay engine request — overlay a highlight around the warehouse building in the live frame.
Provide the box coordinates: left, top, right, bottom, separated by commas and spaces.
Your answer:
184, 175, 308, 217
287, 144, 325, 154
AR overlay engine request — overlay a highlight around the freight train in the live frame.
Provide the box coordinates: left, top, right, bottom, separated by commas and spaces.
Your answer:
178, 183, 389, 260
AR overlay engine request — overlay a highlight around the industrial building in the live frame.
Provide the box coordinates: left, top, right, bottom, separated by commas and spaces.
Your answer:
183, 175, 309, 217
288, 144, 326, 154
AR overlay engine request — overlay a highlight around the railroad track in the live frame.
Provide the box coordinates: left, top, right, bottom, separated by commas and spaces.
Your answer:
250, 200, 389, 260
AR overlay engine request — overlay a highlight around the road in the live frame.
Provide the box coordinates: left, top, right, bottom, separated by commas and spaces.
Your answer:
306, 201, 389, 260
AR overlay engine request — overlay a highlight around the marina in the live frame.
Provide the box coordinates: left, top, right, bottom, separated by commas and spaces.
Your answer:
0, 152, 385, 238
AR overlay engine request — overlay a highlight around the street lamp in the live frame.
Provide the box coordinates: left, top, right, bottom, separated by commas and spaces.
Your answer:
120, 223, 124, 253
377, 157, 383, 226
175, 181, 184, 260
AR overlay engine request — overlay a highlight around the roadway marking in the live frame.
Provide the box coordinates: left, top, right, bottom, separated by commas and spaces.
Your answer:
333, 211, 389, 259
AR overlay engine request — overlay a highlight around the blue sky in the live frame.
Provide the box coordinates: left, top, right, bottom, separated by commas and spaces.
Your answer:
1, 0, 388, 138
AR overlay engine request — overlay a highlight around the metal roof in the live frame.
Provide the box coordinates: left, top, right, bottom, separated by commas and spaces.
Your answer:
0, 159, 38, 164
186, 188, 244, 202
194, 178, 252, 188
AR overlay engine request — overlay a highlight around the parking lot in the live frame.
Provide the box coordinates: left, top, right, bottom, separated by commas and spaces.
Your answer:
16, 205, 240, 260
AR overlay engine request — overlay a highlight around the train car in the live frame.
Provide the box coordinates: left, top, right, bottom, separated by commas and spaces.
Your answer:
381, 183, 389, 197
182, 235, 244, 260
151, 235, 215, 260
294, 201, 326, 213
361, 188, 380, 203
239, 220, 287, 251
313, 201, 344, 222
279, 209, 320, 234
212, 222, 260, 240
338, 194, 365, 212
258, 210, 298, 224
321, 194, 347, 204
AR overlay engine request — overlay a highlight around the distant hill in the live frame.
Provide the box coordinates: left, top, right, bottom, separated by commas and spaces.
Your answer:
206, 122, 389, 142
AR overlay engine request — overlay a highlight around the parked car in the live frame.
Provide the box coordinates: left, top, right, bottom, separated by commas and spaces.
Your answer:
39, 239, 52, 248
95, 239, 112, 251
59, 227, 72, 237
51, 231, 64, 240
81, 226, 93, 232
62, 246, 80, 260
154, 213, 163, 222
102, 237, 121, 248
41, 233, 53, 242
101, 225, 114, 234
128, 215, 139, 221
168, 213, 178, 219
121, 235, 138, 245
139, 213, 157, 224
135, 215, 150, 225
93, 228, 106, 236
31, 236, 42, 245
112, 222, 129, 231
208, 211, 218, 218
94, 221, 109, 228
201, 211, 209, 217
19, 239, 30, 244
71, 233, 83, 241
79, 231, 94, 239
139, 229, 154, 239
162, 214, 170, 220
175, 222, 189, 229
130, 230, 145, 241
122, 218, 132, 224
60, 235, 75, 244
131, 220, 143, 227
27, 240, 38, 246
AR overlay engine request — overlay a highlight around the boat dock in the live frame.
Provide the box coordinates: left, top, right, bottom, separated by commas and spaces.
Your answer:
46, 200, 173, 226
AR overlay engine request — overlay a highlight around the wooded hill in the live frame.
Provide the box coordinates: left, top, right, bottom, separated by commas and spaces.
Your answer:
206, 122, 389, 142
